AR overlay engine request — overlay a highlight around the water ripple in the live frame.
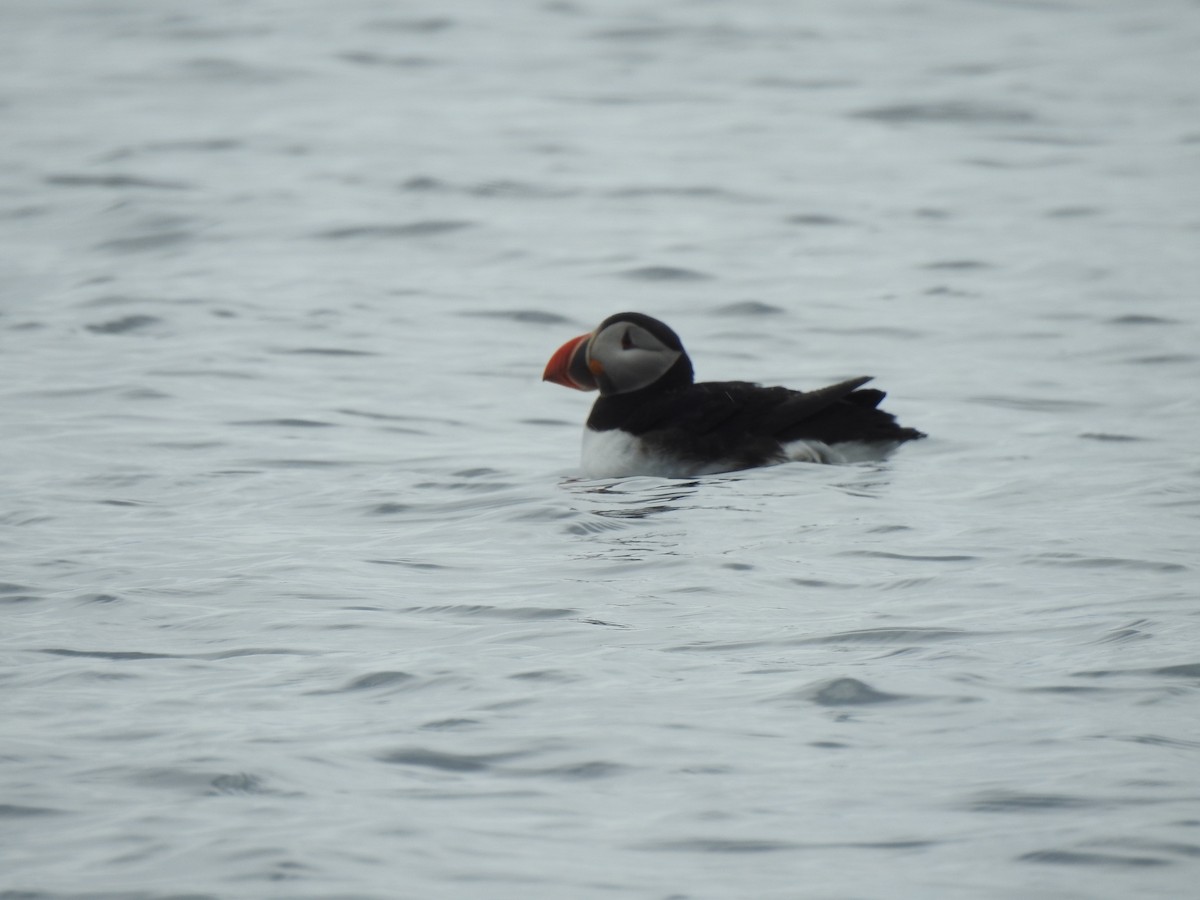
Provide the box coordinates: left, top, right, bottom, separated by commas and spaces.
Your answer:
314, 220, 473, 239
85, 315, 162, 334
639, 837, 798, 854
796, 628, 973, 645
0, 582, 39, 604
397, 604, 576, 620
0, 804, 62, 818
618, 265, 711, 281
1019, 849, 1170, 868
378, 748, 520, 772
968, 790, 1102, 812
45, 173, 192, 190
330, 671, 417, 692
852, 100, 1037, 124
790, 677, 911, 706
1030, 552, 1187, 573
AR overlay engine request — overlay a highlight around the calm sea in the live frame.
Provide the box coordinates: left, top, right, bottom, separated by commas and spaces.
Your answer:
3, 1, 1198, 897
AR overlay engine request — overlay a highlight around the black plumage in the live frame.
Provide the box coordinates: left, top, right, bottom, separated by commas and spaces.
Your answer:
544, 312, 924, 475
588, 375, 923, 469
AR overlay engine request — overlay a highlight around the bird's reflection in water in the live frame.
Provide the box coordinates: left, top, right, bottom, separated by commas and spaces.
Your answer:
557, 476, 712, 561
561, 476, 706, 520
557, 461, 899, 560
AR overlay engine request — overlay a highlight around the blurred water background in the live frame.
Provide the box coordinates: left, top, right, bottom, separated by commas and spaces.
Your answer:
2, 1, 1199, 897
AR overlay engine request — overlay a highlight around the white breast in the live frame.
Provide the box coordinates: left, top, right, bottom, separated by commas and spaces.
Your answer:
579, 431, 889, 479
581, 429, 662, 478
580, 429, 735, 479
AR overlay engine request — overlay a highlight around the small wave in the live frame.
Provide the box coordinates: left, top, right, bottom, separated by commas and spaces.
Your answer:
563, 517, 632, 534
712, 300, 785, 316
1028, 552, 1186, 573
1019, 684, 1109, 695
607, 184, 756, 202
313, 220, 473, 239
791, 677, 910, 706
243, 458, 354, 469
807, 324, 926, 338
150, 368, 258, 380
398, 604, 576, 620
77, 593, 122, 603
420, 718, 480, 731
230, 418, 334, 427
1071, 663, 1200, 682
400, 176, 573, 198
133, 138, 242, 154
589, 26, 679, 42
969, 790, 1099, 812
337, 51, 437, 68
178, 57, 297, 84
852, 100, 1037, 124
839, 550, 977, 562
922, 259, 992, 270
468, 179, 574, 198
338, 407, 438, 421
618, 265, 711, 281
208, 773, 269, 795
41, 647, 313, 661
367, 16, 455, 33
1151, 663, 1200, 679
514, 760, 626, 780
42, 648, 178, 661
0, 582, 39, 604
324, 671, 417, 693
1080, 432, 1143, 442
97, 231, 195, 253
796, 627, 971, 645
1019, 849, 1170, 868
1089, 837, 1200, 860
1120, 734, 1200, 750
970, 395, 1101, 411
460, 309, 575, 325
364, 558, 445, 569
1046, 205, 1102, 218
45, 173, 192, 190
1108, 314, 1177, 325
0, 804, 61, 817
84, 315, 162, 334
786, 213, 849, 226
271, 347, 377, 356
640, 837, 797, 853
364, 504, 413, 516
508, 669, 576, 682
1126, 353, 1197, 365
378, 747, 513, 772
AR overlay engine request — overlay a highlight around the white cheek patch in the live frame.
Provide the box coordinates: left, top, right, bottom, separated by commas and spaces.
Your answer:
611, 347, 680, 393
590, 324, 680, 395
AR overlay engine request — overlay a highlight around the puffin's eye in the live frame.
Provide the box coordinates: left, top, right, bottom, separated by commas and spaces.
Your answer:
621, 328, 634, 350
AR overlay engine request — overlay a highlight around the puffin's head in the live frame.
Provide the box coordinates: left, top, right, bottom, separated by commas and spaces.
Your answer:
542, 312, 692, 396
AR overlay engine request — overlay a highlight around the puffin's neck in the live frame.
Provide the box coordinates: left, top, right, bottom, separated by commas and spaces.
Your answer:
586, 354, 693, 433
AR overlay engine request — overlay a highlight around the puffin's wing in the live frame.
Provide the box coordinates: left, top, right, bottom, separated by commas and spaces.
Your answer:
620, 381, 759, 435
757, 376, 875, 435
661, 377, 873, 436
621, 375, 915, 449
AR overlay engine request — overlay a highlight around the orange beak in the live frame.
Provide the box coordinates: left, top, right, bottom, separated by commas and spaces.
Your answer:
542, 333, 598, 391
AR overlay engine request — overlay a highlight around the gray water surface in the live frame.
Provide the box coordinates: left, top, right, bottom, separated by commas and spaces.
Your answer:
3, 1, 1199, 898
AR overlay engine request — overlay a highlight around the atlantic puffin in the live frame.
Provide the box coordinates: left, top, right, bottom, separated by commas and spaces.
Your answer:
542, 312, 924, 478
